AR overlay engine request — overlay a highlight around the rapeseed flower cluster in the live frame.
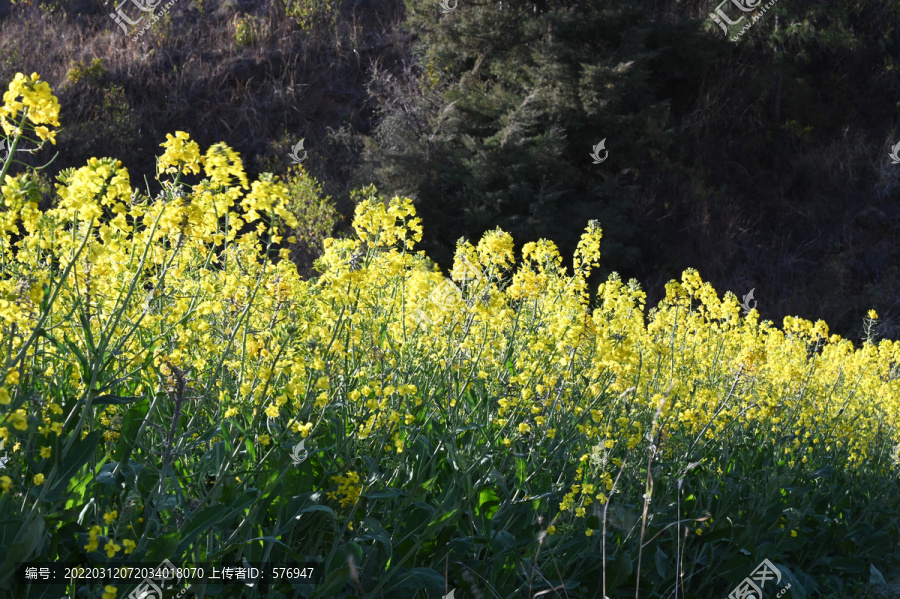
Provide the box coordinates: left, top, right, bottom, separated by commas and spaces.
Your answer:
0, 72, 60, 142
327, 471, 362, 508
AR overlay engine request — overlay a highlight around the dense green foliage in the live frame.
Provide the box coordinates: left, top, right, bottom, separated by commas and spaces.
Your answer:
361, 0, 900, 338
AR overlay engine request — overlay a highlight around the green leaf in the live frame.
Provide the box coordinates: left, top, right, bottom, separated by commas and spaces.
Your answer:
44, 431, 101, 501
174, 504, 229, 557
62, 334, 89, 383
358, 518, 392, 563
13, 515, 45, 559
95, 460, 146, 488
87, 394, 143, 406
771, 563, 808, 599
331, 542, 363, 573
362, 488, 401, 500
820, 556, 866, 575
489, 529, 516, 555
260, 461, 285, 496
383, 567, 445, 591
515, 457, 527, 487
60, 431, 101, 481
0, 515, 45, 590
36, 328, 63, 354
224, 487, 262, 515
77, 308, 96, 356
113, 399, 149, 462
295, 504, 337, 521
39, 283, 49, 312
312, 566, 350, 597
145, 530, 181, 564
66, 452, 108, 503
242, 536, 295, 554
476, 486, 500, 521
608, 550, 634, 590
655, 546, 669, 578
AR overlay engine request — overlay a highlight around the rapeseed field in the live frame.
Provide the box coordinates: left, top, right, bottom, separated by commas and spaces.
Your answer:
1, 73, 899, 599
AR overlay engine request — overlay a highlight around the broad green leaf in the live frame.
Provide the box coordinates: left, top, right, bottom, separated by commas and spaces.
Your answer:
383, 567, 445, 591
114, 398, 149, 462
174, 504, 229, 558
145, 530, 181, 564
87, 394, 143, 406
44, 431, 102, 502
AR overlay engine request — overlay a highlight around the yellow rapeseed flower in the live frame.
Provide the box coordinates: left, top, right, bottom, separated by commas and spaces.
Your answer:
104, 540, 121, 558
1, 73, 61, 137
157, 131, 201, 176
327, 471, 362, 508
10, 410, 27, 430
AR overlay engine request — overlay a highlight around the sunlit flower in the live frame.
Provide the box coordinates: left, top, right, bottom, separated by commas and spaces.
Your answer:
104, 540, 121, 558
